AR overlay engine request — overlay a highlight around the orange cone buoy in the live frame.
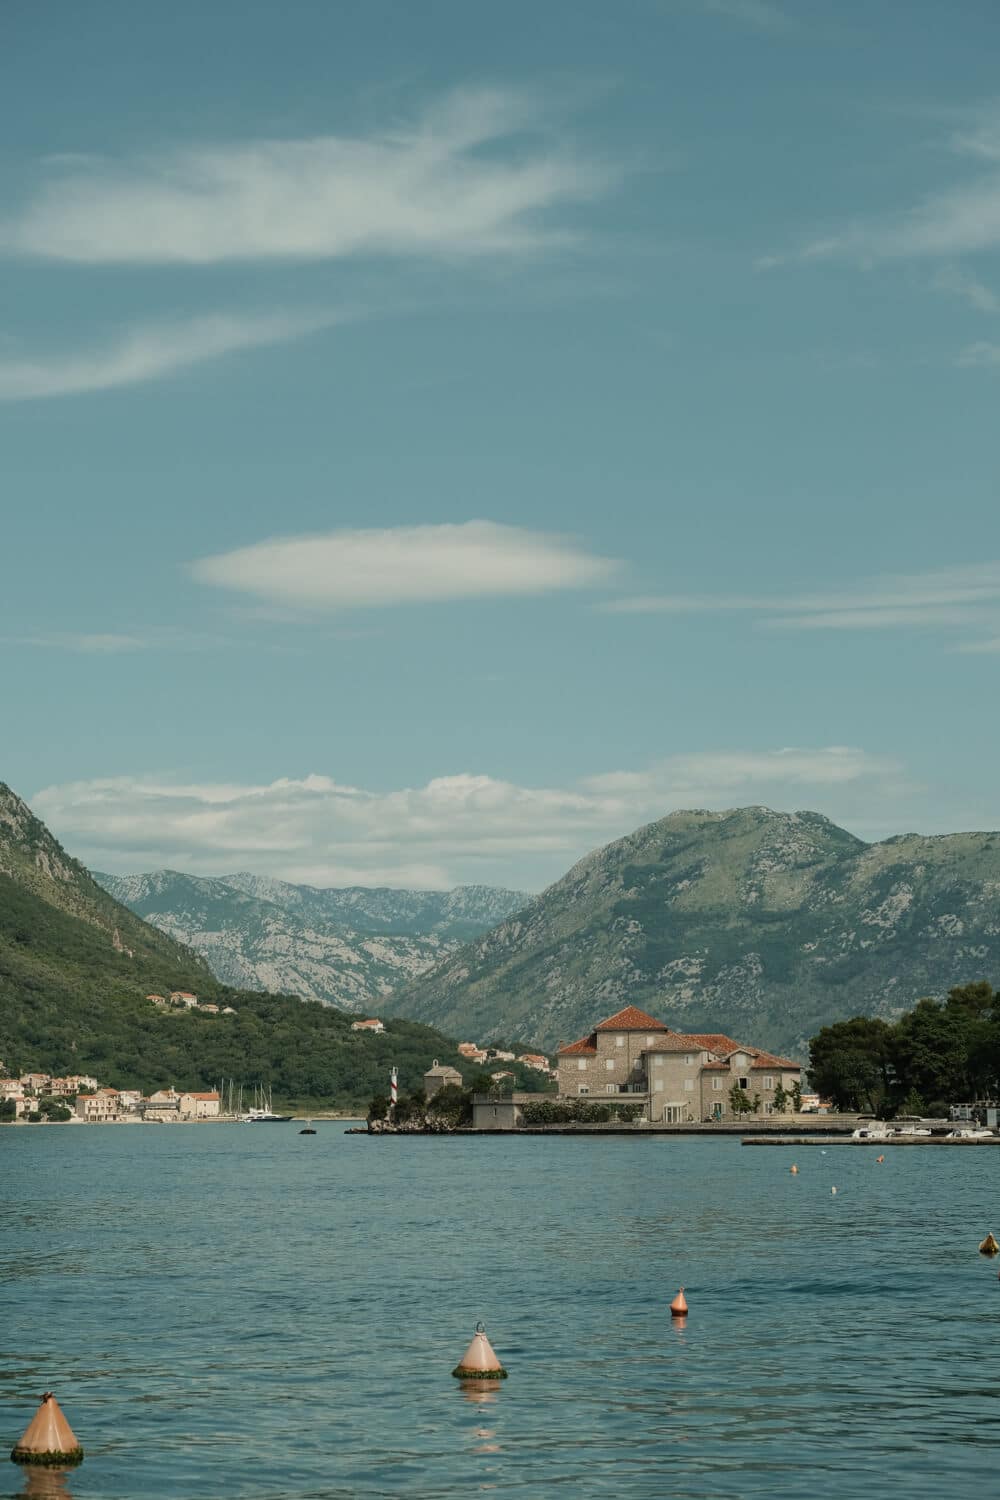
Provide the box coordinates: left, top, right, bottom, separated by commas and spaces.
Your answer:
670, 1287, 688, 1317
10, 1393, 83, 1467
979, 1233, 1000, 1256
452, 1322, 508, 1380
790, 1164, 799, 1174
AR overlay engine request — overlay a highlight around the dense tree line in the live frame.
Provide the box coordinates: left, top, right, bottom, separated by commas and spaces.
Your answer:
808, 981, 1000, 1116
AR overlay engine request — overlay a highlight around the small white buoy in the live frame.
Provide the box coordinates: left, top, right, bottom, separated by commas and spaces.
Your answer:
831, 1186, 838, 1195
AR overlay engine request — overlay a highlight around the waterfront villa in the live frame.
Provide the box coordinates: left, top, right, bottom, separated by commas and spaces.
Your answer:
556, 1005, 802, 1123
75, 1090, 120, 1122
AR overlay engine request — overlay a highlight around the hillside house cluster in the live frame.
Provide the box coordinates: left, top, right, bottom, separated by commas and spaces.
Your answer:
146, 991, 237, 1016
556, 1006, 802, 1123
456, 1041, 556, 1077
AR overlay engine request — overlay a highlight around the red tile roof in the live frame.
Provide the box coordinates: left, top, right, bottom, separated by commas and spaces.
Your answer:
680, 1033, 746, 1057
749, 1052, 801, 1071
557, 1036, 598, 1055
643, 1031, 701, 1053
594, 1005, 668, 1032
701, 1061, 730, 1071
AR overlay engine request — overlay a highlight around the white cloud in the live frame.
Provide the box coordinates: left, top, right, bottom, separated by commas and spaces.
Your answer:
0, 311, 338, 401
33, 747, 911, 890
191, 521, 621, 610
601, 561, 1000, 637
0, 89, 611, 266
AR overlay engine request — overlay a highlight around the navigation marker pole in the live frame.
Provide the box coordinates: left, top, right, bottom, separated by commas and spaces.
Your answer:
390, 1065, 398, 1122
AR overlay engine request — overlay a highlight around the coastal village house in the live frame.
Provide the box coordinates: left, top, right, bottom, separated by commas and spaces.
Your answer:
556, 1005, 802, 1123
178, 1091, 221, 1119
75, 1090, 120, 1122
351, 1018, 385, 1034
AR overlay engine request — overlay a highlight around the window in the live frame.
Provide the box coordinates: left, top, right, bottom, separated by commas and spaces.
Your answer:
763, 1102, 773, 1115
653, 1056, 663, 1068
578, 1059, 588, 1071
605, 1059, 615, 1071
616, 1036, 625, 1048
684, 1079, 694, 1091
606, 1084, 616, 1095
646, 1036, 655, 1047
654, 1080, 664, 1093
739, 1077, 750, 1090
578, 1085, 589, 1095
763, 1075, 774, 1090
712, 1077, 724, 1091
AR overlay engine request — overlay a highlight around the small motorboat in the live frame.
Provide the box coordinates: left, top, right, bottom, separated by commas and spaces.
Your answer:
852, 1125, 895, 1141
299, 1126, 317, 1135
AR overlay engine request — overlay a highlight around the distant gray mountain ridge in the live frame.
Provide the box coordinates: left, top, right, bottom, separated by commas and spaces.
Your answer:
94, 868, 532, 1013
383, 805, 1000, 1058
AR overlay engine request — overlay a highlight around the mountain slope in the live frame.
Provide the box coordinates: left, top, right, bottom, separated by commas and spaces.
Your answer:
385, 806, 1000, 1057
94, 869, 530, 1011
0, 783, 479, 1105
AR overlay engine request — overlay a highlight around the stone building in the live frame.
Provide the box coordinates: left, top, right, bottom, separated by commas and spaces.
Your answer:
556, 1005, 802, 1123
423, 1060, 464, 1098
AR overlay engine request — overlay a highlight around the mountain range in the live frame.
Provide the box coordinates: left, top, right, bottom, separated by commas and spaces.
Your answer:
0, 781, 479, 1106
385, 805, 1000, 1057
94, 870, 529, 1012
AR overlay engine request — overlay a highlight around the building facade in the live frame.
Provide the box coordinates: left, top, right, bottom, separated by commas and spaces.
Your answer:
557, 1006, 802, 1123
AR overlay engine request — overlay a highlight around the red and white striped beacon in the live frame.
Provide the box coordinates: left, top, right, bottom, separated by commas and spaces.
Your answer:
390, 1066, 398, 1111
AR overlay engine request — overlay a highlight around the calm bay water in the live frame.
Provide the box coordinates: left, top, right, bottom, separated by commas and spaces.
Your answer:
2, 1124, 999, 1499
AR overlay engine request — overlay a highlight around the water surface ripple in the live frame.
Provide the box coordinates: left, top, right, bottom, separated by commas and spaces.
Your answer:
2, 1126, 999, 1498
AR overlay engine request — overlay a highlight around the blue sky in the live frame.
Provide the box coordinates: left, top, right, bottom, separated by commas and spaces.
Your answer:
3, 0, 1000, 889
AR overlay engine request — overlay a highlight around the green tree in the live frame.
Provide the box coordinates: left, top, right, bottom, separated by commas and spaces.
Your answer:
890, 998, 971, 1112
728, 1082, 752, 1116
790, 1080, 802, 1112
772, 1081, 788, 1114
808, 1017, 894, 1113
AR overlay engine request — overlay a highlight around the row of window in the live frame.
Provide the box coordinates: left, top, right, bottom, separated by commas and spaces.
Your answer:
575, 1057, 779, 1090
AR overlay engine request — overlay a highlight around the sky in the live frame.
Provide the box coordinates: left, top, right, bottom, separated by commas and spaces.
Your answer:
3, 0, 1000, 891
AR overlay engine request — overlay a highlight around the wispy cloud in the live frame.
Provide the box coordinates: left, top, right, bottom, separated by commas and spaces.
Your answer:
602, 561, 1000, 645
32, 746, 907, 888
695, 0, 791, 31
761, 106, 1000, 267
956, 341, 1000, 367
935, 265, 1000, 314
4, 632, 152, 653
0, 89, 613, 266
191, 521, 621, 611
0, 310, 339, 400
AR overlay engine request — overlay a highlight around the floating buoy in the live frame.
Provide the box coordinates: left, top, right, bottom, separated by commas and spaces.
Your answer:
876, 1155, 885, 1164
452, 1322, 507, 1380
831, 1186, 838, 1195
10, 1393, 83, 1467
979, 1233, 1000, 1256
670, 1288, 688, 1317
790, 1164, 799, 1175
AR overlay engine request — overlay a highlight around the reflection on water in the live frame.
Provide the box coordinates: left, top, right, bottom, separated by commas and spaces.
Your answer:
3, 1127, 1000, 1498
16, 1469, 73, 1500
457, 1380, 502, 1406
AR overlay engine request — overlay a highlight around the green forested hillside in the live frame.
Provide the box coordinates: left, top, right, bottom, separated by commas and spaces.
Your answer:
0, 871, 472, 1108
0, 780, 487, 1109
